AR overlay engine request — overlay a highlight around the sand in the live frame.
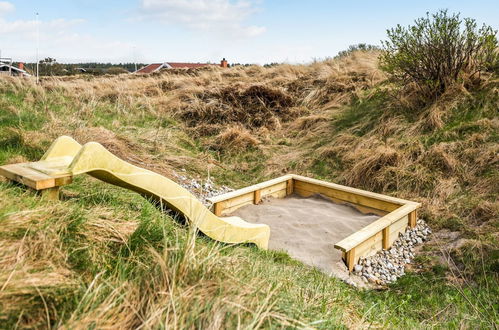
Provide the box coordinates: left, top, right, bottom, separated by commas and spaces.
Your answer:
231, 194, 380, 279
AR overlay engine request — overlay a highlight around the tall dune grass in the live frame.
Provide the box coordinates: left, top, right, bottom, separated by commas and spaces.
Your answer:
0, 50, 497, 327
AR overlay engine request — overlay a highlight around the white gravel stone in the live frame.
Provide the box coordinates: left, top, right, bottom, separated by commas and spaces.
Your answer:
350, 219, 431, 286
354, 264, 363, 273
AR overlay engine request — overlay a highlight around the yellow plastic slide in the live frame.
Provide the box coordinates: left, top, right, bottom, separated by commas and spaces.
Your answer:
28, 136, 270, 249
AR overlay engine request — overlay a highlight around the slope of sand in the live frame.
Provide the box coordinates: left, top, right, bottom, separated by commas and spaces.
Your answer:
231, 194, 380, 279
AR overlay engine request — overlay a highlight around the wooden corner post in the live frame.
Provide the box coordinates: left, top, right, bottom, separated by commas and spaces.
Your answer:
382, 226, 390, 250
286, 179, 293, 195
254, 189, 261, 204
213, 202, 223, 216
345, 248, 356, 272
408, 210, 417, 228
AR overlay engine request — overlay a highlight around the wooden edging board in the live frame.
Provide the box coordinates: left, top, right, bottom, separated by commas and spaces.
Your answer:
0, 163, 72, 190
208, 174, 421, 271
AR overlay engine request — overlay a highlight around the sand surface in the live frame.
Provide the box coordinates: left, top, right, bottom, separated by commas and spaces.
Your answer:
231, 194, 380, 279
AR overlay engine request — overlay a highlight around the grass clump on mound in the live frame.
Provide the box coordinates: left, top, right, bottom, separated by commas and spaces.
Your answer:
210, 125, 260, 153
180, 84, 304, 133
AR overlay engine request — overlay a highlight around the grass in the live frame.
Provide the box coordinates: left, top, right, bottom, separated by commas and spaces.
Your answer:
1, 178, 496, 328
0, 51, 497, 328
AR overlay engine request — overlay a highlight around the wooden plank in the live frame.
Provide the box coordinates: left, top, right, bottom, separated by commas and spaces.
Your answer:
267, 189, 287, 199
217, 184, 283, 214
286, 179, 293, 195
294, 180, 400, 213
382, 226, 389, 250
390, 215, 409, 235
294, 187, 389, 216
216, 186, 287, 216
254, 189, 261, 204
408, 210, 417, 228
207, 175, 293, 204
293, 187, 314, 198
334, 203, 418, 252
355, 231, 383, 259
346, 248, 356, 272
220, 200, 254, 215
291, 174, 416, 206
260, 182, 287, 198
219, 192, 254, 209
0, 164, 56, 190
220, 189, 287, 215
0, 163, 72, 190
388, 215, 409, 245
343, 214, 410, 260
213, 202, 223, 216
389, 222, 408, 246
54, 176, 73, 187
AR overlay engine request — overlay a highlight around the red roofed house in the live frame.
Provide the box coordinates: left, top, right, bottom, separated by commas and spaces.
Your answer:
135, 58, 228, 74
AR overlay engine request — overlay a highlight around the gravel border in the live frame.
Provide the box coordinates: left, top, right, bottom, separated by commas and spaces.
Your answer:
353, 219, 431, 285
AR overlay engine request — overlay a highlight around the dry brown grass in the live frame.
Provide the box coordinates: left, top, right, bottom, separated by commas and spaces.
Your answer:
28, 51, 382, 134
344, 144, 402, 191
0, 188, 307, 328
211, 125, 260, 153
2, 50, 496, 231
0, 49, 497, 327
0, 203, 78, 327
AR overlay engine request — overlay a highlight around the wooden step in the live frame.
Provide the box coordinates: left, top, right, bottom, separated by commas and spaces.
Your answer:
0, 163, 72, 190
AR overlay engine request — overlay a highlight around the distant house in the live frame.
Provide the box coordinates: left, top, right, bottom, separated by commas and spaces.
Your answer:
135, 58, 228, 74
0, 61, 31, 77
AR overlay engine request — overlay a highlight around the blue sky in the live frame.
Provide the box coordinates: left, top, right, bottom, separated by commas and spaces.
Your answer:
0, 0, 498, 64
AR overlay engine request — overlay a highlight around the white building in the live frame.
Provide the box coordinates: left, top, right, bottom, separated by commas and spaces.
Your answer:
0, 59, 31, 77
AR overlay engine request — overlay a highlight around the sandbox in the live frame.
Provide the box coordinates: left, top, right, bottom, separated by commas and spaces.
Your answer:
208, 175, 420, 273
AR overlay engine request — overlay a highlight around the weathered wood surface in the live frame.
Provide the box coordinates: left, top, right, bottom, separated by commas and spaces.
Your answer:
0, 163, 72, 190
208, 175, 293, 204
334, 203, 418, 252
40, 187, 60, 201
208, 175, 292, 216
293, 179, 402, 212
293, 187, 389, 217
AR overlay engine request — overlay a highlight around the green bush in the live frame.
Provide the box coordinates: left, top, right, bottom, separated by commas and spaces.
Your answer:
105, 67, 129, 75
380, 10, 498, 99
336, 43, 380, 58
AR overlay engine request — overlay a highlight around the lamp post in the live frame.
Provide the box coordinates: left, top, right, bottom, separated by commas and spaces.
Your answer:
36, 12, 39, 83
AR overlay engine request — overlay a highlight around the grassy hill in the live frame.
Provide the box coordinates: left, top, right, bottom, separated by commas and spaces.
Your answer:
0, 51, 497, 328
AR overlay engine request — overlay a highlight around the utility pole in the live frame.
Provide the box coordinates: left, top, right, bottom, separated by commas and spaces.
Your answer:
35, 12, 39, 83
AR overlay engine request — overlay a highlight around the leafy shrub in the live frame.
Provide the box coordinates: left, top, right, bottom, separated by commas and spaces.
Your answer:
180, 85, 302, 131
105, 67, 129, 75
380, 10, 498, 100
336, 43, 380, 58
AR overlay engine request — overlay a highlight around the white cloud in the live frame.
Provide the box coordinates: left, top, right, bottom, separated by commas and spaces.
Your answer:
0, 18, 85, 36
139, 0, 265, 37
0, 1, 14, 16
0, 14, 132, 62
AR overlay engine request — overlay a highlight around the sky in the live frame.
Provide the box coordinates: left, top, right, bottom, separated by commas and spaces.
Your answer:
0, 0, 498, 64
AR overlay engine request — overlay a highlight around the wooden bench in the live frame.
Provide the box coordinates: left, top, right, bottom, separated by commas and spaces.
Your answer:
0, 163, 72, 200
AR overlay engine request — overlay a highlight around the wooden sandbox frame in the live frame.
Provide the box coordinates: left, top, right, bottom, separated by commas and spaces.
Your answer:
208, 174, 420, 271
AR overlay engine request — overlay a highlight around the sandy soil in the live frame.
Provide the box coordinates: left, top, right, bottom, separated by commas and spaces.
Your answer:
231, 194, 380, 280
